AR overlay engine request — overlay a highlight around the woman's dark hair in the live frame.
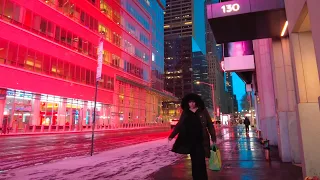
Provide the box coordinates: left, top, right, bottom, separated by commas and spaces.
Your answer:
181, 93, 205, 110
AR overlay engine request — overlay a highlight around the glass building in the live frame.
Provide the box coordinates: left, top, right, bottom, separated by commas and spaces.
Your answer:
0, 0, 175, 133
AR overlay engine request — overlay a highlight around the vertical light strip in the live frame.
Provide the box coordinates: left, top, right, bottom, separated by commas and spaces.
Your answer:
281, 21, 288, 37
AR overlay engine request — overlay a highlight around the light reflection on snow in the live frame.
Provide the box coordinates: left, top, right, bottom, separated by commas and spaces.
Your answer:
0, 139, 183, 180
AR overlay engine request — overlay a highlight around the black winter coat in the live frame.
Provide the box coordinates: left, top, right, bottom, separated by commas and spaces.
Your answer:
169, 94, 216, 158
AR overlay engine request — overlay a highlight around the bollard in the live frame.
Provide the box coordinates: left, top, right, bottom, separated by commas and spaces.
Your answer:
48, 125, 52, 132
56, 125, 59, 131
63, 125, 66, 131
32, 125, 36, 132
41, 125, 44, 132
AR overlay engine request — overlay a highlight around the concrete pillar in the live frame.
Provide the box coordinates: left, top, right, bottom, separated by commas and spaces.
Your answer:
290, 31, 320, 177
0, 89, 6, 128
31, 94, 41, 126
253, 39, 278, 146
57, 98, 67, 126
271, 38, 301, 163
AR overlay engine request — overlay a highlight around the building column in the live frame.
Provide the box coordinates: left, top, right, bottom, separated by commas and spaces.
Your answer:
57, 98, 67, 126
0, 89, 6, 128
31, 94, 41, 126
271, 38, 301, 163
290, 31, 320, 176
253, 38, 278, 146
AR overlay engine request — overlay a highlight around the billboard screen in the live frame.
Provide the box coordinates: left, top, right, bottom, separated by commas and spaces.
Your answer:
223, 41, 255, 72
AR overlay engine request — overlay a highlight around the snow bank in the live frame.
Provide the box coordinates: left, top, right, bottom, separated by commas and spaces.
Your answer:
0, 139, 183, 180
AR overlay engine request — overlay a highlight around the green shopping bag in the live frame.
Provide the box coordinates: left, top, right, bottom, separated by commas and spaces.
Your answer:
209, 144, 222, 171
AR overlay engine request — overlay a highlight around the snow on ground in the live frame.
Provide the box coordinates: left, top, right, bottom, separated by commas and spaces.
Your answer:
0, 139, 183, 180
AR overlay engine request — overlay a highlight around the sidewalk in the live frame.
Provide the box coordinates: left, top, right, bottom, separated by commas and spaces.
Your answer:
148, 126, 303, 180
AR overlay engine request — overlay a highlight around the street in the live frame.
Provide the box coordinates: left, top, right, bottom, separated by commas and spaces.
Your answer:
0, 127, 170, 172
0, 126, 303, 180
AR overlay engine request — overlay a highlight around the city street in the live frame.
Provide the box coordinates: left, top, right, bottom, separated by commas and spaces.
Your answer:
0, 126, 226, 180
0, 126, 303, 180
0, 127, 170, 172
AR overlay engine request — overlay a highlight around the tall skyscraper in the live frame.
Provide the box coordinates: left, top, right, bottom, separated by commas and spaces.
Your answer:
0, 0, 175, 133
138, 0, 166, 91
164, 0, 211, 114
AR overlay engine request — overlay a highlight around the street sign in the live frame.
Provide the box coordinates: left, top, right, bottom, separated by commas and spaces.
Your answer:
96, 39, 103, 81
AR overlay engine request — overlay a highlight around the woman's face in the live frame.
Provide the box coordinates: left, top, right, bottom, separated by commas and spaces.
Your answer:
188, 101, 196, 109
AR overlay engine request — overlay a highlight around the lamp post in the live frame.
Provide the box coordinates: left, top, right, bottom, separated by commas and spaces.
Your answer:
195, 81, 216, 120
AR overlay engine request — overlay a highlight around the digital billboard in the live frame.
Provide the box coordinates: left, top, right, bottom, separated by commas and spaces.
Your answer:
222, 41, 255, 72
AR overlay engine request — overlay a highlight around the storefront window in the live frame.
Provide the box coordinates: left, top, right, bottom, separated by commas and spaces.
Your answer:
40, 95, 61, 125
5, 90, 33, 130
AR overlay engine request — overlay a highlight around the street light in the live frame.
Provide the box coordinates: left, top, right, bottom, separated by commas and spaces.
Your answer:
195, 81, 216, 120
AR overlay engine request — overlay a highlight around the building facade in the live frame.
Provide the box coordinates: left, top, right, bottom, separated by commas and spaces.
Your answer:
207, 0, 320, 177
163, 0, 212, 118
0, 0, 174, 133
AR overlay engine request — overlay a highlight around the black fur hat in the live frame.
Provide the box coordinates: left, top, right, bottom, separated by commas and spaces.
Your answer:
181, 93, 205, 111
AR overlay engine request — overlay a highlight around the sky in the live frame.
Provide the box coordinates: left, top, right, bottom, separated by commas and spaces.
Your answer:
231, 72, 246, 111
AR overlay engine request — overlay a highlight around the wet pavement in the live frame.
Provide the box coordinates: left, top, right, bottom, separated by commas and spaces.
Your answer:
0, 127, 170, 171
148, 126, 303, 180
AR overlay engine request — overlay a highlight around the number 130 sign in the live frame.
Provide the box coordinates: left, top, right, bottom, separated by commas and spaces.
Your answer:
221, 3, 240, 13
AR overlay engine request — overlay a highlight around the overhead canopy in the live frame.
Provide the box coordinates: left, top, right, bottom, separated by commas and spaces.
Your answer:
207, 0, 287, 43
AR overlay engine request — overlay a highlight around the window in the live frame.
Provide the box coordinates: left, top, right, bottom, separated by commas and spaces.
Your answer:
25, 49, 35, 71
66, 31, 72, 46
7, 42, 18, 66
64, 62, 70, 80
60, 29, 67, 44
103, 50, 110, 64
90, 71, 95, 85
75, 66, 80, 82
40, 19, 47, 35
111, 54, 120, 67
34, 51, 43, 73
43, 55, 51, 75
0, 38, 8, 64
86, 69, 90, 84
47, 22, 54, 38
83, 40, 88, 54
23, 9, 32, 29
55, 26, 61, 42
72, 35, 78, 50
78, 38, 83, 52
57, 60, 64, 78
32, 14, 42, 33
88, 42, 93, 57
70, 64, 75, 80
12, 3, 23, 24
81, 67, 86, 83
51, 57, 57, 76
3, 0, 14, 20
16, 45, 27, 68
0, 0, 4, 16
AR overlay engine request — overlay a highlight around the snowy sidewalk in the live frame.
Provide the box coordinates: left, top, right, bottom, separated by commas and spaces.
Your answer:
0, 139, 183, 180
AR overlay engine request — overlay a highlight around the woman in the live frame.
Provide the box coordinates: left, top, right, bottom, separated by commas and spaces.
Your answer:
168, 93, 216, 180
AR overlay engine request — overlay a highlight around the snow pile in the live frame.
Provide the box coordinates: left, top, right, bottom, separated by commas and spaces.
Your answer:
0, 139, 183, 180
